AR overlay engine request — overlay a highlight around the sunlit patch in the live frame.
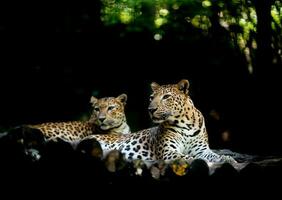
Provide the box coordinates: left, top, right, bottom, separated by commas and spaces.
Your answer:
242, 12, 248, 19
159, 8, 169, 17
120, 9, 133, 24
249, 7, 257, 24
191, 15, 211, 30
219, 19, 229, 29
243, 47, 253, 74
191, 15, 200, 27
239, 18, 246, 26
202, 0, 212, 8
154, 17, 167, 28
271, 6, 281, 26
251, 40, 257, 49
247, 64, 253, 74
237, 34, 246, 49
154, 33, 162, 41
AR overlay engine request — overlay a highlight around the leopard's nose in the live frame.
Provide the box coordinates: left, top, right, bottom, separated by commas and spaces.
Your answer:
148, 107, 157, 114
99, 117, 106, 122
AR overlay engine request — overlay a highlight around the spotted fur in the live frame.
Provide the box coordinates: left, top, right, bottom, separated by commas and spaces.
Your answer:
86, 80, 237, 166
26, 94, 130, 142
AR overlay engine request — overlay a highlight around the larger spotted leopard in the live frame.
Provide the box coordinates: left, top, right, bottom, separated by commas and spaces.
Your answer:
84, 80, 237, 167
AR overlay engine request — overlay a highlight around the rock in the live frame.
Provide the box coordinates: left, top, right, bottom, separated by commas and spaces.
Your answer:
150, 160, 167, 180
212, 163, 239, 177
39, 138, 76, 170
76, 137, 103, 160
188, 159, 209, 177
104, 150, 126, 173
253, 157, 282, 177
239, 162, 262, 176
132, 159, 148, 176
169, 158, 189, 176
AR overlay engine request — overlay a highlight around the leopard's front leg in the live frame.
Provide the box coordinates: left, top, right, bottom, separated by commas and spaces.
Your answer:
157, 145, 194, 164
197, 149, 237, 164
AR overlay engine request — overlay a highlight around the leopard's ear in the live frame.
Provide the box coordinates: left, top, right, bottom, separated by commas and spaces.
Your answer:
151, 82, 160, 91
177, 79, 189, 94
90, 96, 98, 106
117, 94, 127, 105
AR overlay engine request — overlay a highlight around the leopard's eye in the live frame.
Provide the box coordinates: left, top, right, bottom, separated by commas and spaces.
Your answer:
108, 106, 115, 111
149, 95, 154, 101
94, 107, 100, 112
162, 94, 171, 100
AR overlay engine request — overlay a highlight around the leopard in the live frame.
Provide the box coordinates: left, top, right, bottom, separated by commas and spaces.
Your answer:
85, 80, 238, 170
24, 93, 130, 143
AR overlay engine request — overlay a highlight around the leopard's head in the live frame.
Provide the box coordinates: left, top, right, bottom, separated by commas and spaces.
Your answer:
89, 94, 127, 130
148, 79, 193, 124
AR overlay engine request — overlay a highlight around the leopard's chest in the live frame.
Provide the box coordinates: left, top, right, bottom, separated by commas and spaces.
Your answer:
118, 131, 157, 162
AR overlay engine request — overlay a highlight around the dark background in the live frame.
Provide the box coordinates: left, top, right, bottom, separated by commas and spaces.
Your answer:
0, 1, 281, 156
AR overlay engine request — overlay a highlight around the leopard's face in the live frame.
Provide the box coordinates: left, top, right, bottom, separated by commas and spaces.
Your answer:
89, 94, 127, 130
148, 80, 193, 124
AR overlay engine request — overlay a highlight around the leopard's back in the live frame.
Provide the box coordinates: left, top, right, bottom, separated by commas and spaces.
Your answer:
27, 121, 93, 142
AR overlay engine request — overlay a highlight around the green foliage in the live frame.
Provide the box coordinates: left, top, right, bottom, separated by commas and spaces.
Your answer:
271, 0, 282, 65
101, 0, 211, 34
100, 0, 282, 70
216, 0, 257, 73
